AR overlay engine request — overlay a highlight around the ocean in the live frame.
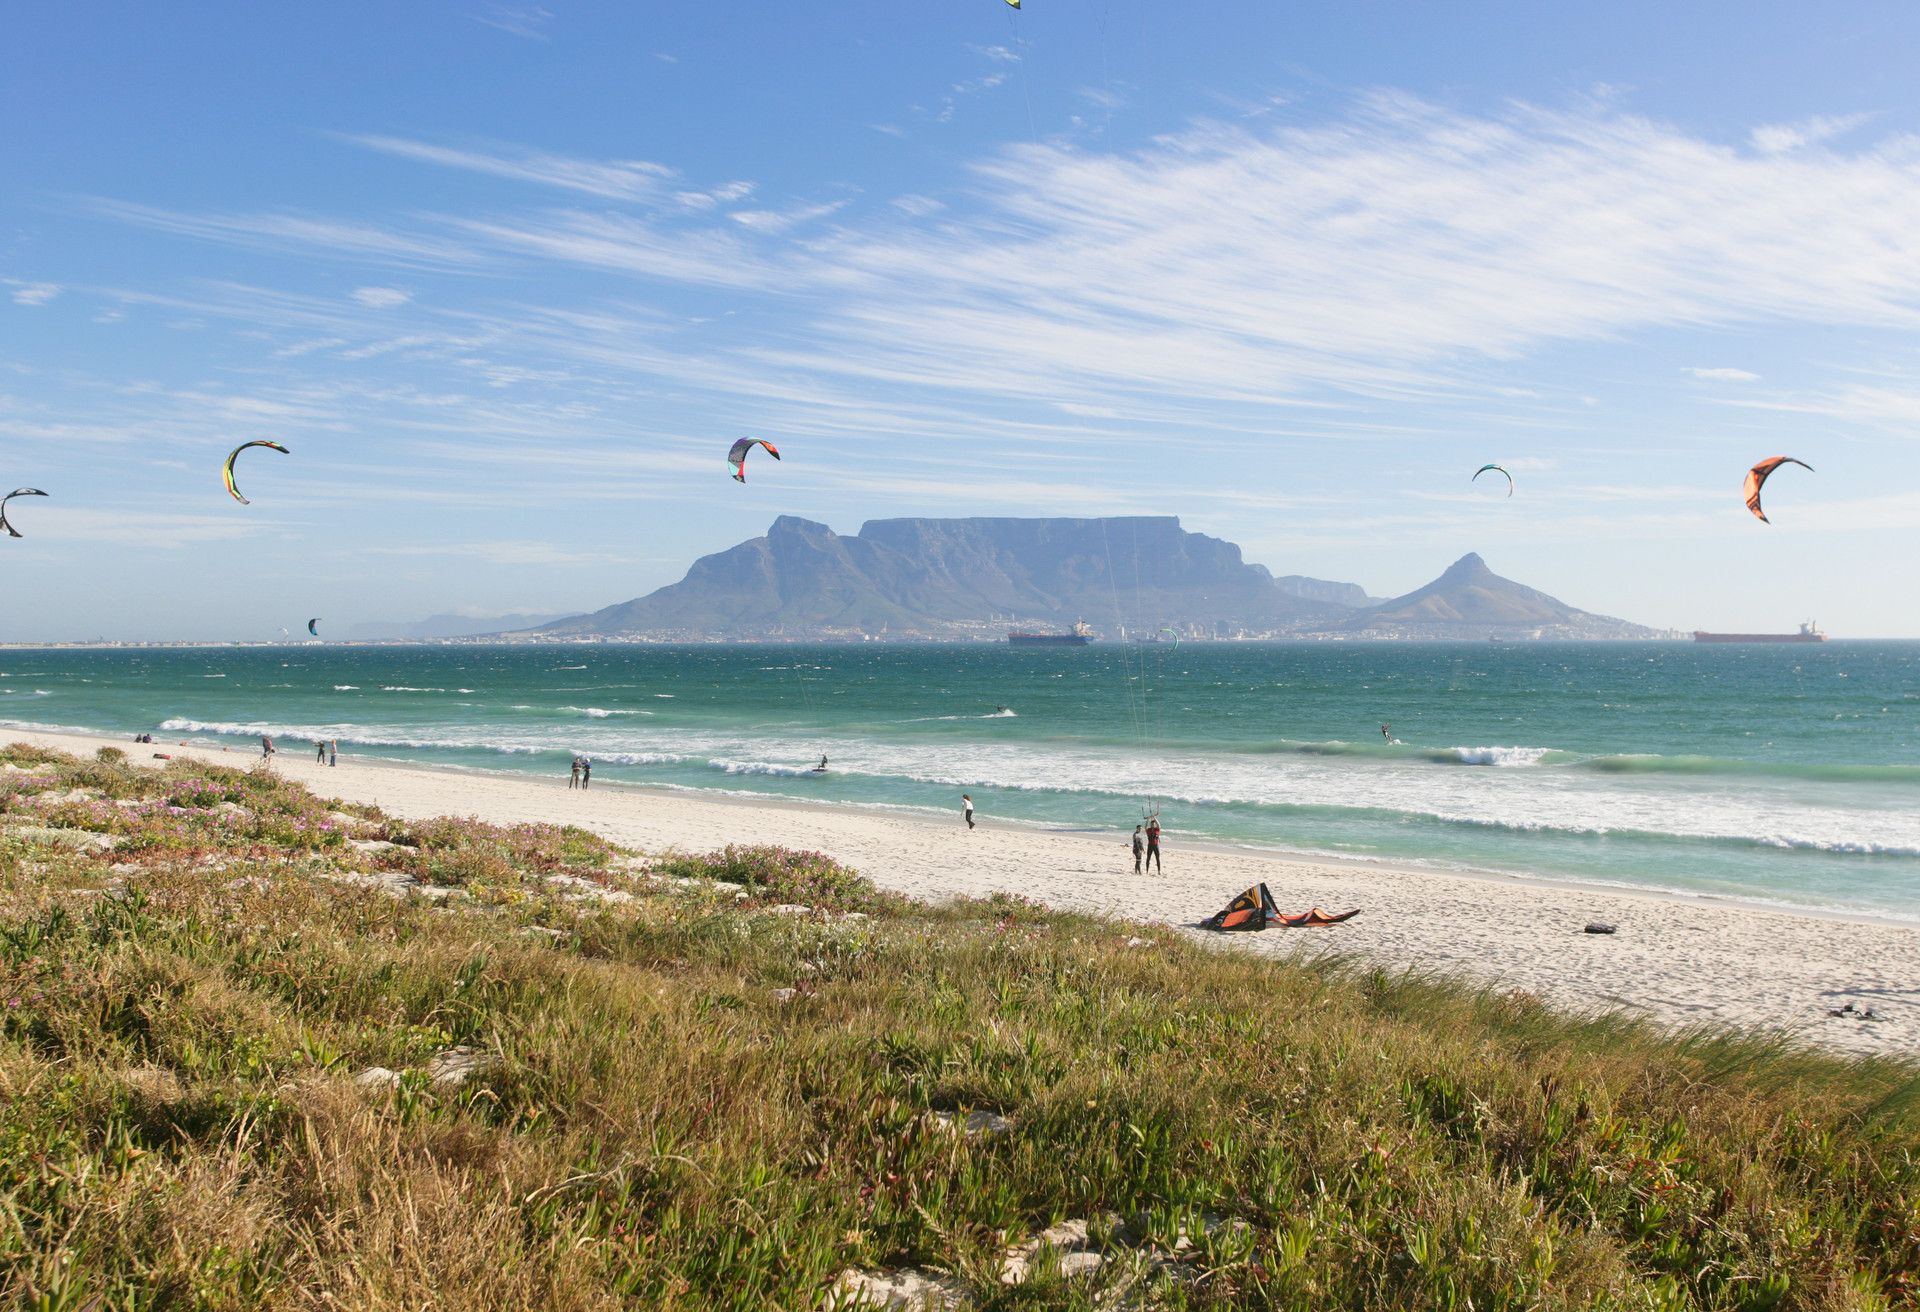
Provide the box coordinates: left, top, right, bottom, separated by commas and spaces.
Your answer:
4, 641, 1918, 919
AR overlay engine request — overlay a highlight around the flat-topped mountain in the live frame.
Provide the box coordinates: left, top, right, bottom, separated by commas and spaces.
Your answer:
535, 516, 1345, 640
527, 519, 1656, 641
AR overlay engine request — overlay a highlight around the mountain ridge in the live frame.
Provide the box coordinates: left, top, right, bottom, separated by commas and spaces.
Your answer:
529, 517, 1657, 641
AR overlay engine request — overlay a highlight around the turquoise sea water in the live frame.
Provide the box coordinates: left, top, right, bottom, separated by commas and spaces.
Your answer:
5, 641, 1919, 918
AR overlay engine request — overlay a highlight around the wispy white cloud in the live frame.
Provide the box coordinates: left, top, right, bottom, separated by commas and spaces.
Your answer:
1750, 113, 1873, 155
88, 199, 483, 268
470, 2, 551, 41
346, 135, 675, 202
5, 281, 61, 306
1684, 367, 1760, 381
351, 286, 413, 308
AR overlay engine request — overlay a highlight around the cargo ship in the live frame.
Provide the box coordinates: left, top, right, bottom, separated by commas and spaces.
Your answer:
1693, 621, 1826, 644
1008, 620, 1096, 647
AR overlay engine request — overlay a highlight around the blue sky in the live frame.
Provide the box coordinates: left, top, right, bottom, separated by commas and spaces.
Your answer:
6, 1, 1920, 639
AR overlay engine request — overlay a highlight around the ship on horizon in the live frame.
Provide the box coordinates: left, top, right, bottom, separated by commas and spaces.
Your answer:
1693, 621, 1827, 644
1008, 620, 1096, 647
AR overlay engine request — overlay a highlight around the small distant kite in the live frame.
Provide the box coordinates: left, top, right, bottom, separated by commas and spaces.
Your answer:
223, 441, 290, 504
727, 437, 780, 483
1743, 456, 1813, 524
1006, 0, 1020, 7
1160, 628, 1180, 650
308, 618, 322, 636
1473, 464, 1514, 497
0, 488, 48, 539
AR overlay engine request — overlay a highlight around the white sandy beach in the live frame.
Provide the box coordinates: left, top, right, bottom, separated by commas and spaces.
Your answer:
11, 726, 1919, 1058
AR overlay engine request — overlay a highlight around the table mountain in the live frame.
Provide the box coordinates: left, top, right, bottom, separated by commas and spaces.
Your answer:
532, 515, 1346, 640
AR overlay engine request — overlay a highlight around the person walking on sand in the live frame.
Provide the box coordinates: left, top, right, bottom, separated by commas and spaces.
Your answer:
1130, 824, 1145, 874
261, 735, 275, 762
1145, 816, 1162, 874
580, 758, 592, 789
569, 757, 581, 789
961, 794, 975, 830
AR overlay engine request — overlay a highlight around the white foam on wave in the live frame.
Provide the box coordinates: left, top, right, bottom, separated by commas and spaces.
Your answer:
157, 716, 549, 755
563, 706, 648, 718
334, 685, 359, 691
1451, 746, 1553, 767
709, 758, 825, 777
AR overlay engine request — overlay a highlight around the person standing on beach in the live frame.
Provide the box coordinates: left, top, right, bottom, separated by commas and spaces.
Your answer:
1145, 816, 1162, 873
329, 740, 338, 767
581, 758, 592, 789
569, 757, 581, 789
316, 740, 327, 764
1130, 824, 1145, 874
962, 794, 975, 830
261, 735, 275, 763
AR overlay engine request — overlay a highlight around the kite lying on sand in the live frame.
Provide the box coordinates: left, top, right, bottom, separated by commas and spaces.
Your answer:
1200, 884, 1361, 931
1, 487, 48, 538
223, 441, 290, 505
727, 437, 780, 483
1744, 456, 1812, 524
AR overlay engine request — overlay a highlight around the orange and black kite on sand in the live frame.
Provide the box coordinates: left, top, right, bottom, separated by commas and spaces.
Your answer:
1200, 883, 1360, 932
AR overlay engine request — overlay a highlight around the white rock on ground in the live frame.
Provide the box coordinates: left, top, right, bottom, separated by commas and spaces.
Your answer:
4, 826, 119, 852
820, 1269, 970, 1311
353, 1067, 401, 1090
427, 1047, 500, 1088
925, 1110, 1012, 1138
1001, 1219, 1103, 1285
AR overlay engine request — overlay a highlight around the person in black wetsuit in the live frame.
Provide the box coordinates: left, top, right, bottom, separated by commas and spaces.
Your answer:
1130, 825, 1145, 874
1145, 816, 1162, 873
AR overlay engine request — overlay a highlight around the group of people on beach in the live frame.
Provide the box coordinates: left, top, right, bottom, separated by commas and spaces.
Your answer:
1131, 817, 1163, 874
569, 756, 592, 789
959, 792, 1165, 875
313, 739, 337, 766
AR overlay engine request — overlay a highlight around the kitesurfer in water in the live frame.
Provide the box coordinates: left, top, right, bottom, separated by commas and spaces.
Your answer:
1381, 723, 1391, 742
816, 754, 828, 772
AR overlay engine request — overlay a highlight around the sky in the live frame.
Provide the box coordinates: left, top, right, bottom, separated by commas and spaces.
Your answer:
5, 1, 1920, 640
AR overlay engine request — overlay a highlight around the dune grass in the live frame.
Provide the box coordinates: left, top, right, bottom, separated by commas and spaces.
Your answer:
3, 741, 1919, 1309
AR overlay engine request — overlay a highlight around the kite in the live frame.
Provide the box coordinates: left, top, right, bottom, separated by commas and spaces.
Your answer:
0, 488, 48, 539
1201, 884, 1283, 931
308, 618, 322, 636
223, 441, 290, 504
727, 437, 780, 483
1473, 464, 1514, 497
1007, 0, 1020, 7
1200, 883, 1360, 931
1743, 457, 1812, 524
1159, 628, 1181, 650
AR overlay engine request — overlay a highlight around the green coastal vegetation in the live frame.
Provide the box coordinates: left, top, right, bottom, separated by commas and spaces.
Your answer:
3, 741, 1919, 1309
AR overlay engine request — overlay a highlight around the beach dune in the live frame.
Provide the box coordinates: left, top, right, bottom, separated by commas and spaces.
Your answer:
11, 727, 1918, 1057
